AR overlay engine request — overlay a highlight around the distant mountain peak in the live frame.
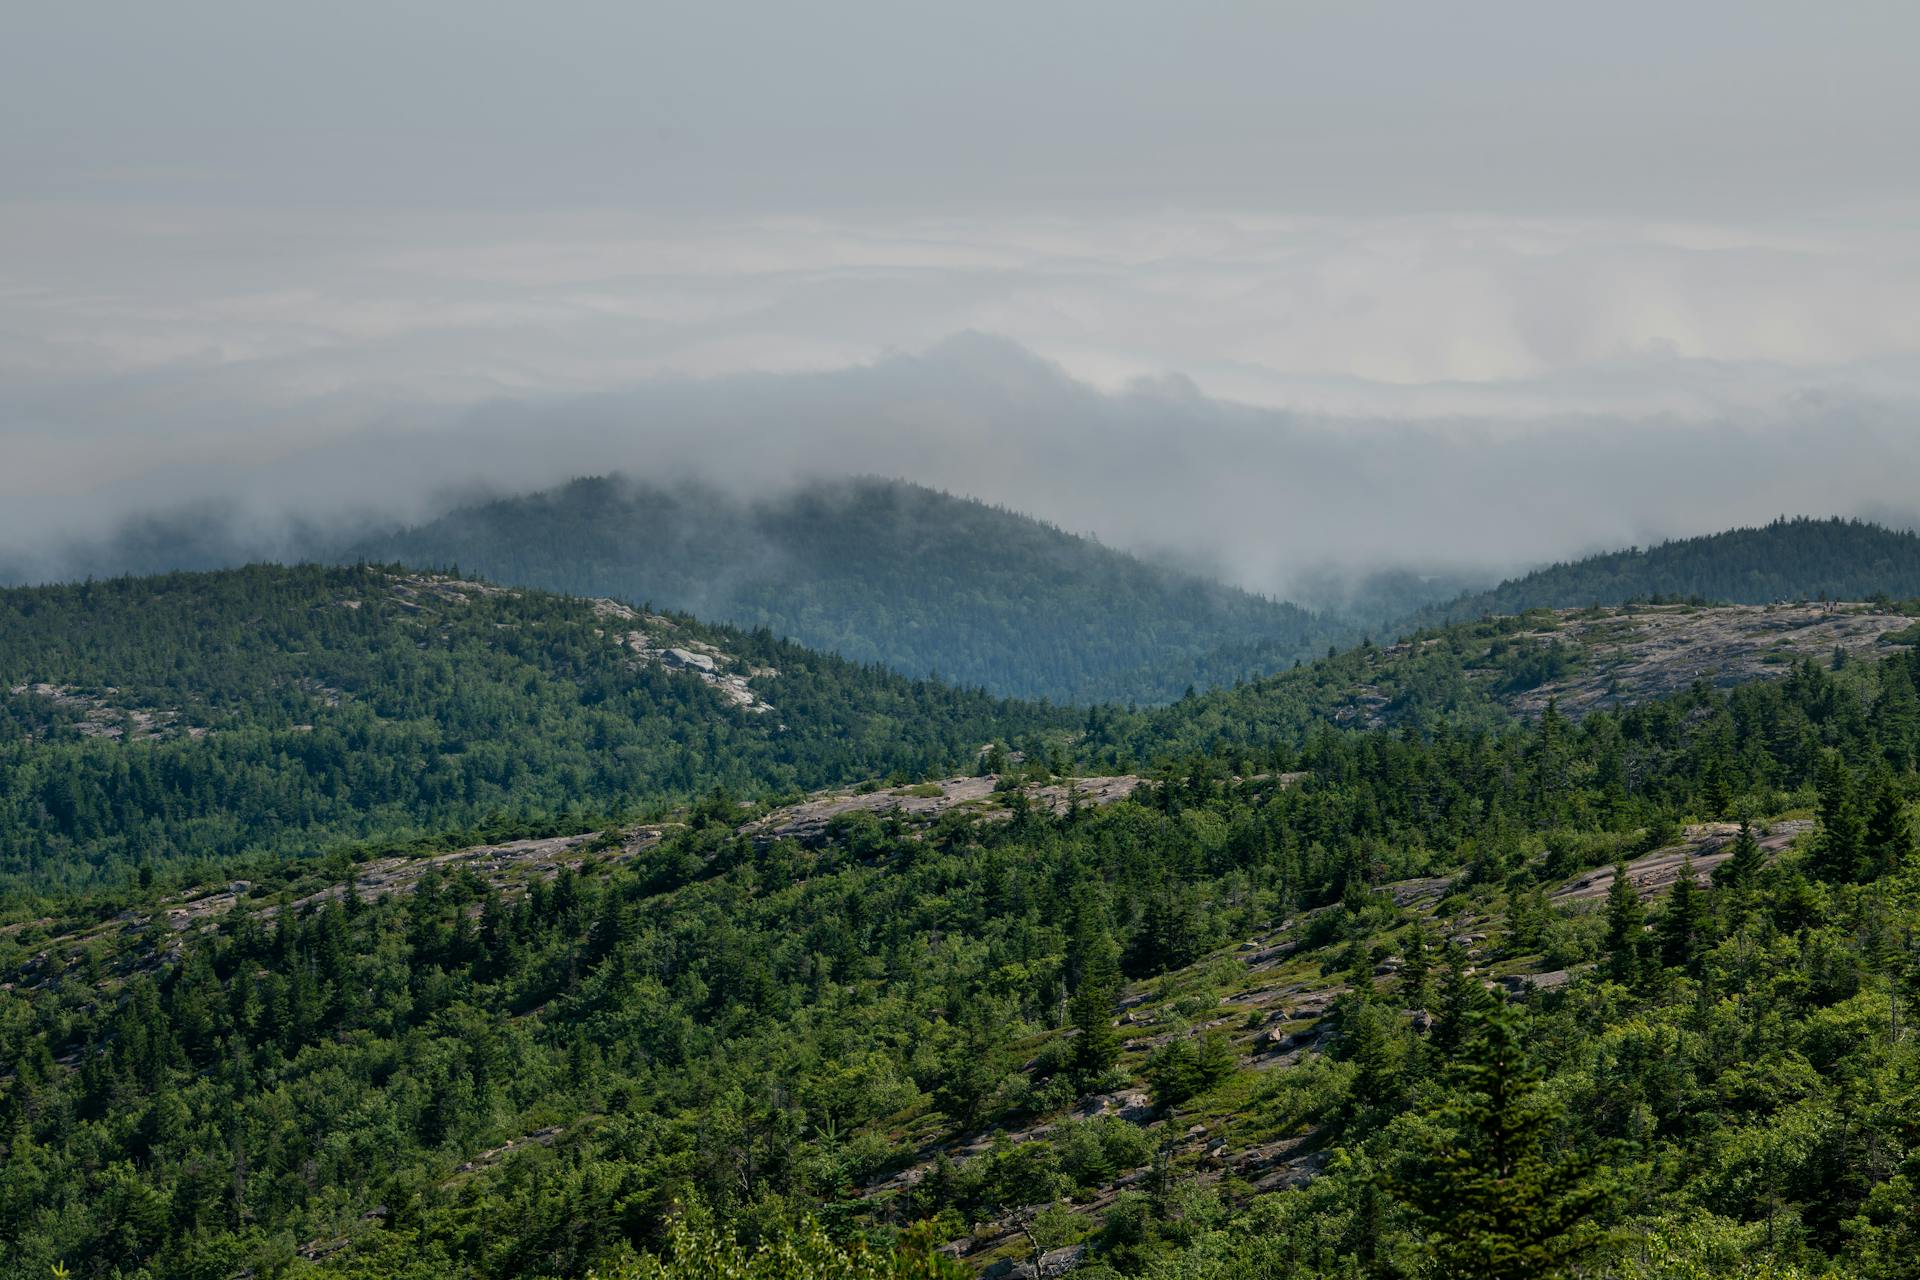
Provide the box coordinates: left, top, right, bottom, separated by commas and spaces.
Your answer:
349, 473, 1344, 704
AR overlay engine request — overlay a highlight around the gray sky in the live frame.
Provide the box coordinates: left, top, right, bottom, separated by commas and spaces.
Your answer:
10, 1, 1918, 215
5, 1, 1920, 588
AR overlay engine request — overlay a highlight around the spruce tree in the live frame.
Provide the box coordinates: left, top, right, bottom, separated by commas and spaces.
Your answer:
1433, 944, 1489, 1057
1506, 885, 1550, 956
1604, 863, 1645, 985
1401, 918, 1434, 1012
1342, 1000, 1406, 1114
1657, 858, 1705, 973
1814, 750, 1867, 883
1069, 926, 1121, 1085
1715, 815, 1764, 891
1393, 1004, 1609, 1280
1864, 771, 1912, 881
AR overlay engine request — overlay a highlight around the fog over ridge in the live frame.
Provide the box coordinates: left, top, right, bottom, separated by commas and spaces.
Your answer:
6, 330, 1918, 600
8, 2, 1920, 598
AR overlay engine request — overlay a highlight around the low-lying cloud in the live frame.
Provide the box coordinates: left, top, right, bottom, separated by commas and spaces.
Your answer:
5, 205, 1920, 595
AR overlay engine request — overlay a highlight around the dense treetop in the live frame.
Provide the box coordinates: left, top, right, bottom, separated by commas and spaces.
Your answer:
8, 532, 1920, 1278
3, 630, 1918, 1278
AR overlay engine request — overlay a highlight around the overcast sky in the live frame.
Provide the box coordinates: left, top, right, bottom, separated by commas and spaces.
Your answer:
6, 2, 1920, 588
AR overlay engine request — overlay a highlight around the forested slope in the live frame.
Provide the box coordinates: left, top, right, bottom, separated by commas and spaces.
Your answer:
350, 475, 1341, 704
4, 631, 1919, 1278
0, 565, 1069, 889
1094, 598, 1919, 768
1409, 516, 1920, 630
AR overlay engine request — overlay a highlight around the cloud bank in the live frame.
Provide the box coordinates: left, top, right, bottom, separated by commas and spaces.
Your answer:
6, 0, 1920, 593
5, 295, 1918, 596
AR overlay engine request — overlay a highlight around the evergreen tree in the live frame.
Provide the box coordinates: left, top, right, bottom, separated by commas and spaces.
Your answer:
1505, 885, 1550, 956
1129, 889, 1204, 976
1657, 859, 1705, 974
933, 1020, 1002, 1127
1432, 944, 1489, 1057
1864, 771, 1912, 881
1814, 750, 1867, 883
1069, 924, 1122, 1085
1400, 917, 1435, 1012
1604, 863, 1645, 985
1714, 815, 1764, 890
1341, 1001, 1406, 1115
1392, 1004, 1609, 1280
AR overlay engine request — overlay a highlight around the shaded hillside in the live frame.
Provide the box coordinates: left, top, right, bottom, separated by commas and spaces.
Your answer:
0, 565, 1069, 889
349, 475, 1342, 704
1408, 516, 1920, 630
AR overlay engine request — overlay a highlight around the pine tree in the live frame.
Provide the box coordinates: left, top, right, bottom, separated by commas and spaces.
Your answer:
1657, 858, 1705, 973
1433, 944, 1489, 1057
1506, 886, 1550, 956
1392, 1004, 1609, 1280
1814, 750, 1867, 883
1604, 863, 1645, 985
1531, 699, 1570, 823
1342, 1000, 1406, 1114
1401, 918, 1435, 1012
934, 1020, 1002, 1126
1864, 771, 1912, 881
1715, 815, 1765, 890
1069, 926, 1121, 1084
1131, 890, 1203, 976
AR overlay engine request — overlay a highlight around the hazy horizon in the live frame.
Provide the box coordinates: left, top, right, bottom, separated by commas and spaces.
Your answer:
7, 2, 1920, 596
6, 334, 1917, 603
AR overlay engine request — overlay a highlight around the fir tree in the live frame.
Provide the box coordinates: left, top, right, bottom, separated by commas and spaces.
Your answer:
1341, 1000, 1406, 1115
1715, 815, 1765, 891
1069, 925, 1122, 1085
1814, 750, 1867, 883
1604, 863, 1645, 985
1657, 858, 1705, 974
1506, 885, 1550, 956
1401, 917, 1435, 1012
1432, 944, 1489, 1057
1864, 771, 1912, 881
1392, 1004, 1610, 1280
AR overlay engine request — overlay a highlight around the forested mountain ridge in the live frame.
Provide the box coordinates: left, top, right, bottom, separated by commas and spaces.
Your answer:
1406, 516, 1920, 630
347, 475, 1345, 704
5, 562, 1909, 893
5, 631, 1919, 1277
0, 564, 1071, 890
1108, 598, 1920, 767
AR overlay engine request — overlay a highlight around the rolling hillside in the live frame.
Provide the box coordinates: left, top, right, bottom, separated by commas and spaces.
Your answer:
1407, 516, 1920, 630
1100, 599, 1920, 766
0, 564, 1070, 889
348, 475, 1344, 704
6, 628, 1917, 1278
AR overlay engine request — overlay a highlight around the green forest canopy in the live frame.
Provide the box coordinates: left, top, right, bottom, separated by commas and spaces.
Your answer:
0, 565, 1069, 891
4, 577, 1920, 1276
1414, 516, 1920, 628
